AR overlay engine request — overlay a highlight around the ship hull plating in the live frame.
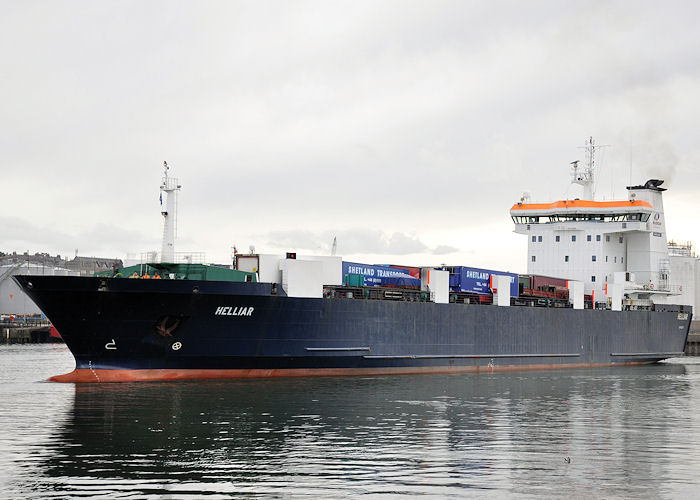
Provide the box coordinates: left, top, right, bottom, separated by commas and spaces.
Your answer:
14, 276, 692, 382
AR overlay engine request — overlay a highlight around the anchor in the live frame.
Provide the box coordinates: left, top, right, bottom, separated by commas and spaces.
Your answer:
156, 316, 181, 337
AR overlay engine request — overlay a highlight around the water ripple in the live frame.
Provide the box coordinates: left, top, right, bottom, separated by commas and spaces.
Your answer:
3, 346, 700, 498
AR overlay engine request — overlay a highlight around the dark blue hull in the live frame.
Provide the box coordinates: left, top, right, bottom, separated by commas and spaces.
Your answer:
14, 276, 692, 382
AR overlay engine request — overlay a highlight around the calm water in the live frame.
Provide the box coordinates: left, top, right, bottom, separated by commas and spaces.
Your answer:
2, 345, 700, 498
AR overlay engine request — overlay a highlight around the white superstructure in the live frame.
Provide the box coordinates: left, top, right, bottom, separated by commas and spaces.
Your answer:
510, 140, 674, 304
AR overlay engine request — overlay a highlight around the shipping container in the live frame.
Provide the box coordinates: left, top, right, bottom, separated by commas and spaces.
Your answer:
344, 274, 365, 287
342, 262, 413, 287
519, 274, 570, 302
381, 274, 421, 289
445, 266, 518, 296
531, 275, 568, 291
387, 265, 421, 279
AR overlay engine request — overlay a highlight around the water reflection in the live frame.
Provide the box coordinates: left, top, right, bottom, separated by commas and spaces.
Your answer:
13, 363, 699, 498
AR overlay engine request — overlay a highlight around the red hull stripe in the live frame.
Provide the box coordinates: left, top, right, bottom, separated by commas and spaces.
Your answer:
48, 362, 651, 383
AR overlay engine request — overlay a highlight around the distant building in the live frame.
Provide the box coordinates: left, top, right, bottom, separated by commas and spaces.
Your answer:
0, 251, 64, 268
65, 256, 123, 276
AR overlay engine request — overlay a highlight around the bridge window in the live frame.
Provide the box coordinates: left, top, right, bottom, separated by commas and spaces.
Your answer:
587, 235, 591, 241
592, 255, 597, 262
619, 237, 624, 244
565, 256, 569, 262
531, 256, 536, 262
540, 212, 651, 223
532, 236, 536, 242
571, 235, 576, 242
596, 235, 601, 241
555, 235, 560, 242
591, 276, 596, 282
538, 236, 542, 242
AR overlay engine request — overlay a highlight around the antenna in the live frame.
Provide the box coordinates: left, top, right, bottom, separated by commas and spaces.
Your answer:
571, 137, 610, 200
629, 135, 633, 187
331, 236, 337, 256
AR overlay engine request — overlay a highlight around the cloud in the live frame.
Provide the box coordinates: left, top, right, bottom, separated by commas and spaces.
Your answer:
432, 245, 459, 255
264, 230, 319, 250
0, 216, 155, 258
262, 228, 440, 255
383, 232, 428, 254
3, 1, 700, 269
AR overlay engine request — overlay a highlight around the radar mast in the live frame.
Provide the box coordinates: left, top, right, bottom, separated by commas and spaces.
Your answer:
570, 136, 610, 200
570, 136, 596, 200
160, 161, 181, 263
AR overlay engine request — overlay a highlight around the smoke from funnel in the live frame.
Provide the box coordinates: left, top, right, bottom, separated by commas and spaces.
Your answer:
630, 130, 678, 187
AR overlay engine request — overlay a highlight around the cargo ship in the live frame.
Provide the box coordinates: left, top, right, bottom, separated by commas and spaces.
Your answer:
14, 145, 693, 382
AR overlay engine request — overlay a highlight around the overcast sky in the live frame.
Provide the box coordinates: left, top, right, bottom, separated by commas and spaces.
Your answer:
3, 0, 700, 273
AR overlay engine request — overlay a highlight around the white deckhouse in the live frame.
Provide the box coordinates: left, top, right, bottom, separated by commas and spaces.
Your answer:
510, 138, 673, 308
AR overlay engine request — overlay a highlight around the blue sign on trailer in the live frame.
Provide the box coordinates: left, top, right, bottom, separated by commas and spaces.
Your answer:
450, 266, 518, 296
342, 262, 413, 286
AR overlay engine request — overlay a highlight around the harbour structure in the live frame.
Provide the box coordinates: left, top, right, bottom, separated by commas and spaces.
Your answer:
0, 253, 120, 315
1, 261, 77, 316
668, 241, 700, 314
13, 147, 693, 383
667, 241, 700, 350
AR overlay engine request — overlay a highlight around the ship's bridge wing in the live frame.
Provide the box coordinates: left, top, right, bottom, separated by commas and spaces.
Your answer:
510, 199, 653, 224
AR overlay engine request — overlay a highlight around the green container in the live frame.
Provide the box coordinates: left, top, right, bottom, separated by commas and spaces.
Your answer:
344, 274, 365, 287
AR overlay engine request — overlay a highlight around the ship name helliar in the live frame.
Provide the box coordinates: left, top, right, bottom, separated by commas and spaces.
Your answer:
215, 306, 254, 317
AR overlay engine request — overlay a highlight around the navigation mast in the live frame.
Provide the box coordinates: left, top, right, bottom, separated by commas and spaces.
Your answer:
570, 136, 610, 200
160, 161, 181, 263
570, 136, 595, 200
